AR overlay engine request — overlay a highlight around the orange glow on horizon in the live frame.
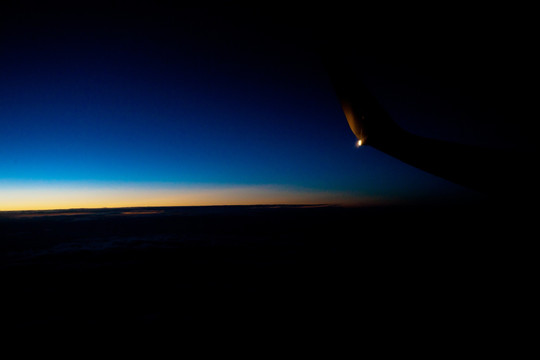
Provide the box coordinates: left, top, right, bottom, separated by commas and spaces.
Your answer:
0, 183, 375, 211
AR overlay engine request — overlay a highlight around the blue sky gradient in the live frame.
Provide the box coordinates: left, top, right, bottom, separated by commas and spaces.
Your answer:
0, 5, 482, 209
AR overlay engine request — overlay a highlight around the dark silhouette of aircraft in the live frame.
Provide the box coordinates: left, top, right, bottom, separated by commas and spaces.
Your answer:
325, 57, 538, 199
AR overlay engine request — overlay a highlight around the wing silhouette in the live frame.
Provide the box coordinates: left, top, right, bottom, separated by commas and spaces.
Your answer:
325, 56, 537, 198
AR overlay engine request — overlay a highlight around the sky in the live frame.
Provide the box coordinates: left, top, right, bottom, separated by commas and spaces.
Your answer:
0, 2, 535, 210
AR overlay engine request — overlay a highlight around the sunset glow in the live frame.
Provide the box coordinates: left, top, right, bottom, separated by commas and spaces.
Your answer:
0, 182, 369, 211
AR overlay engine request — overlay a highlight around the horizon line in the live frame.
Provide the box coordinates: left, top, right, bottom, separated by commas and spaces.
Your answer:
0, 203, 354, 213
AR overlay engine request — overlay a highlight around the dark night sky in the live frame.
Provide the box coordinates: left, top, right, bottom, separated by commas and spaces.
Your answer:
1, 2, 536, 210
